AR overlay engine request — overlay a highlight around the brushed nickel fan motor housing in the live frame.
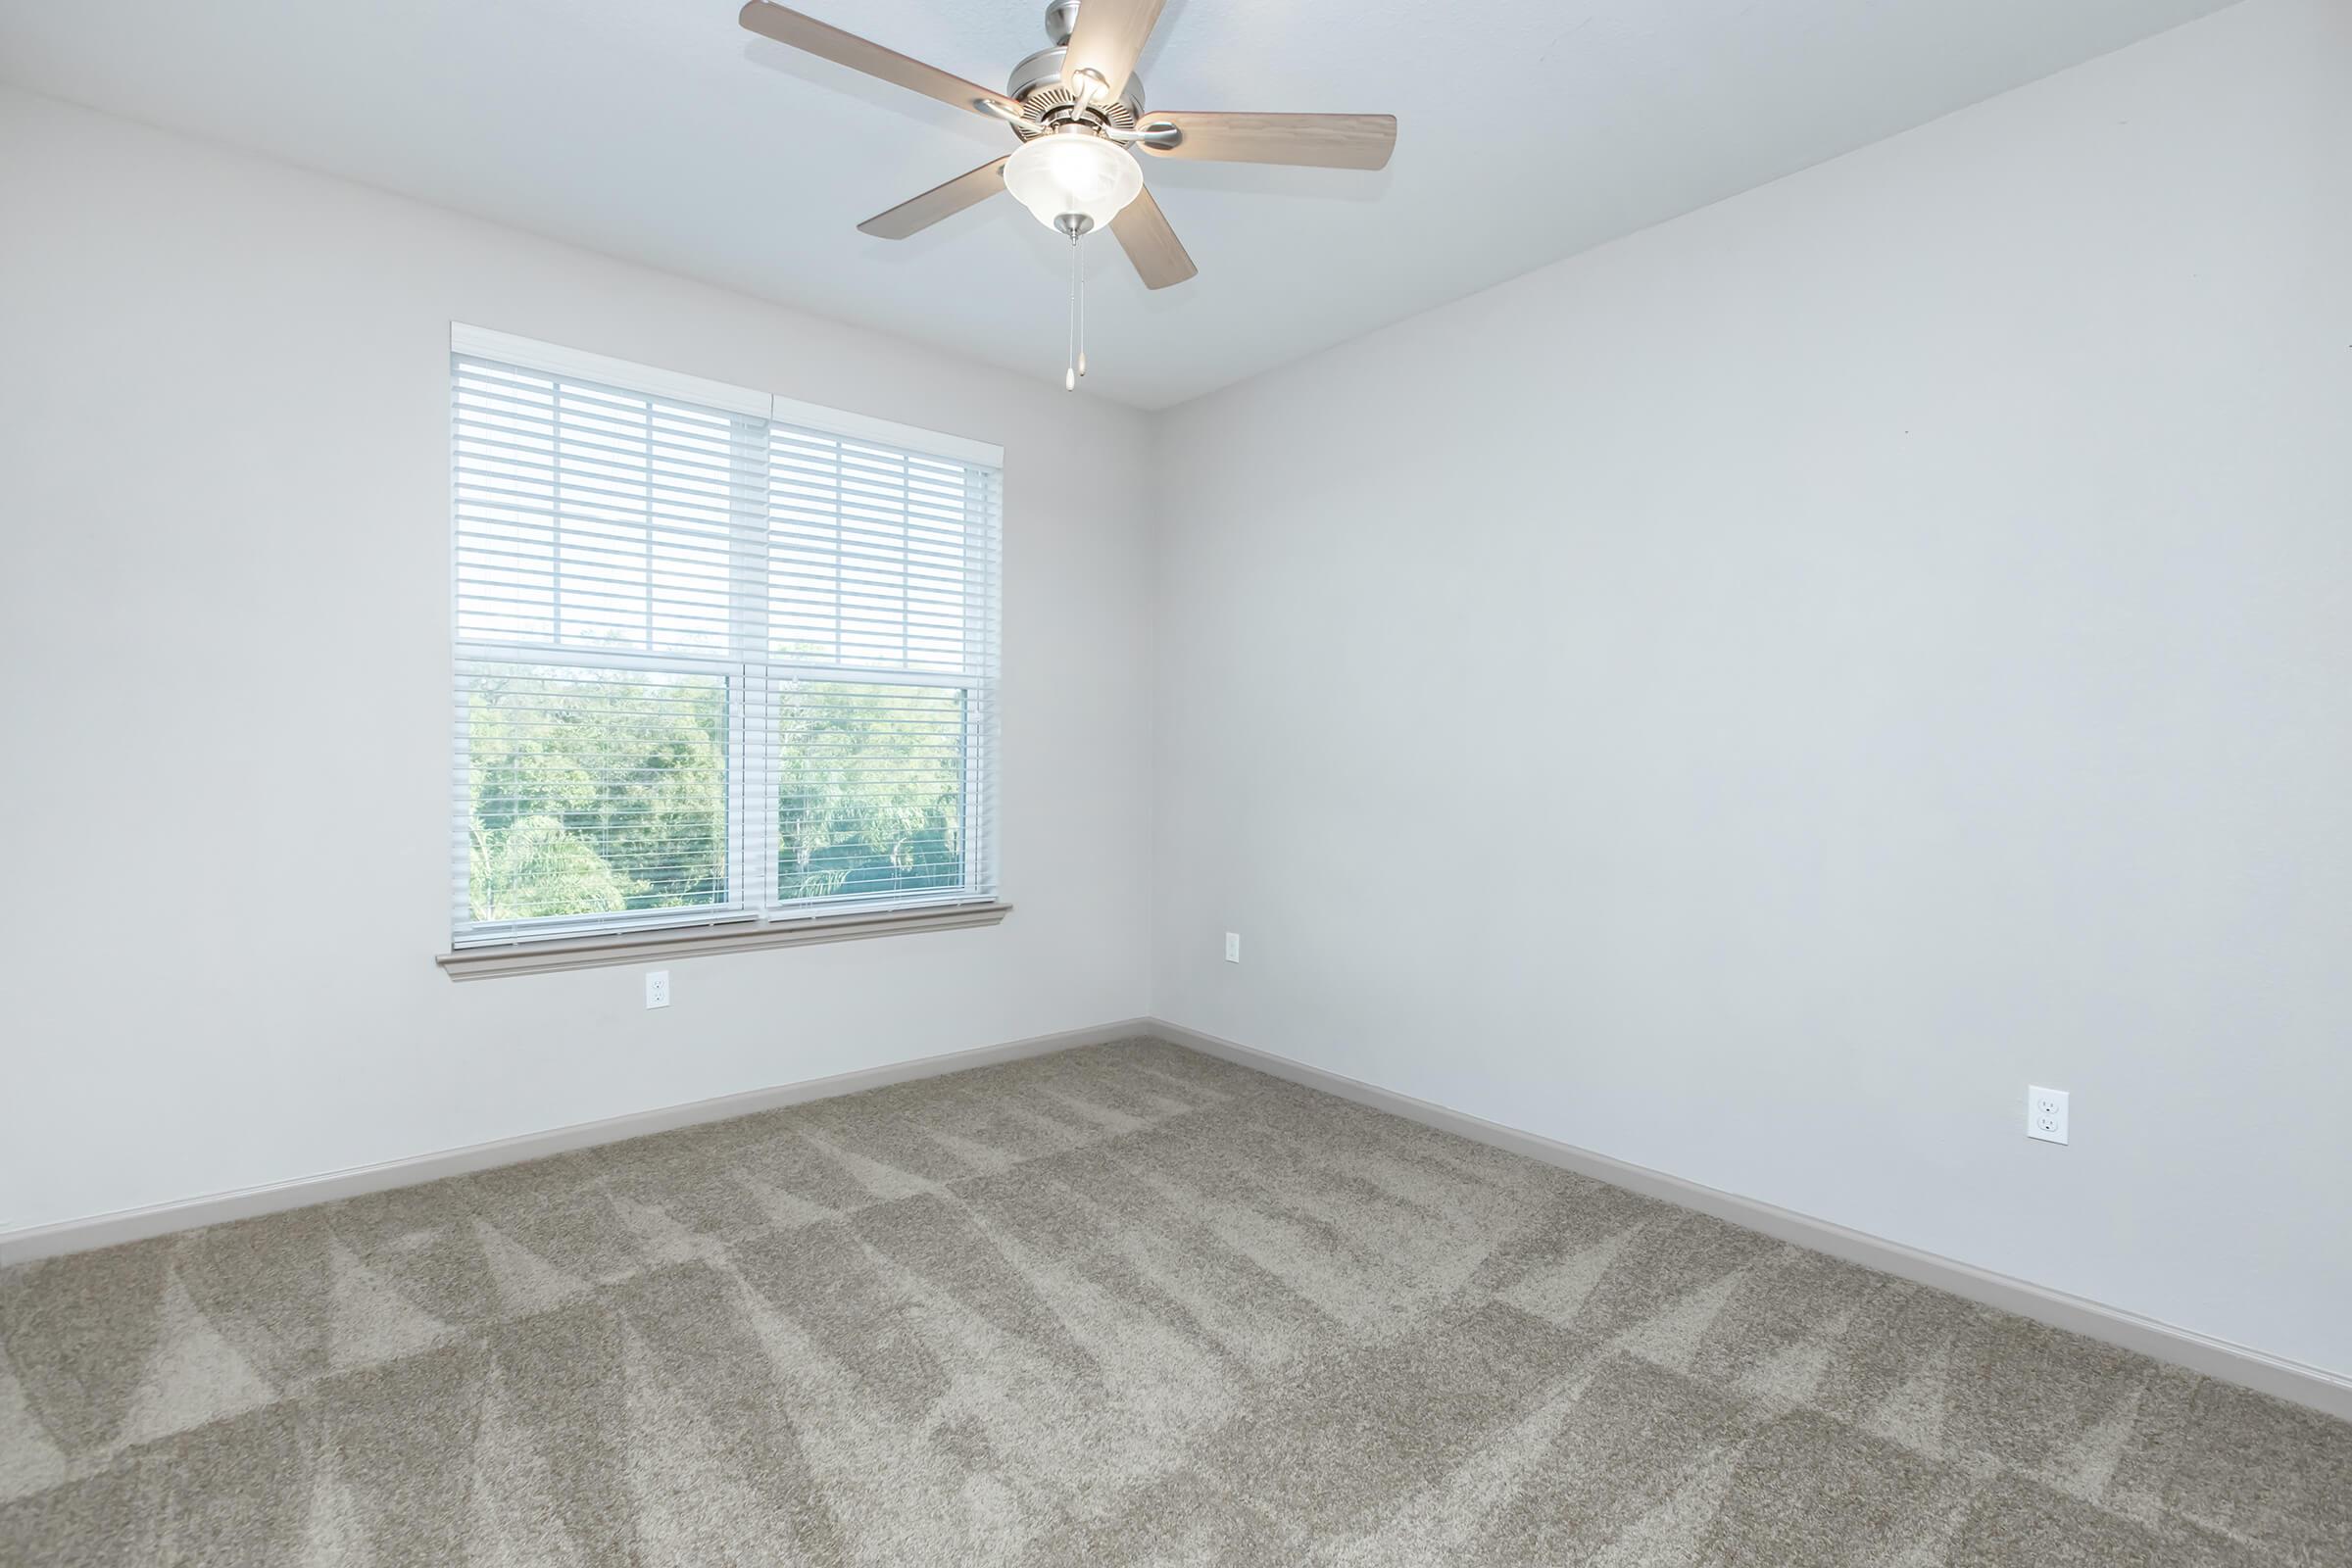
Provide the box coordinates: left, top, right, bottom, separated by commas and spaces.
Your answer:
1007, 45, 1144, 136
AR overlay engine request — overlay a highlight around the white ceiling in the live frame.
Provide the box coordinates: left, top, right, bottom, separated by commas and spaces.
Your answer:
0, 0, 2233, 408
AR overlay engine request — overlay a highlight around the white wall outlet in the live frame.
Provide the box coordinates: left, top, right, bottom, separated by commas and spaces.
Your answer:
644, 969, 670, 1009
1223, 931, 1242, 963
2028, 1085, 2068, 1145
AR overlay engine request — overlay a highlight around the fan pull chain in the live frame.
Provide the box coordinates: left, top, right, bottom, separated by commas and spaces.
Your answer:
1064, 229, 1089, 391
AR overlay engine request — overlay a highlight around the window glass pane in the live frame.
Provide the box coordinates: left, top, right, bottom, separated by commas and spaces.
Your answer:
454, 360, 749, 662
768, 427, 987, 675
777, 682, 968, 904
464, 663, 730, 923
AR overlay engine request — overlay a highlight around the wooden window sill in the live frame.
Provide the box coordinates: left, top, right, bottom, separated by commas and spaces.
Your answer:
436, 902, 1010, 980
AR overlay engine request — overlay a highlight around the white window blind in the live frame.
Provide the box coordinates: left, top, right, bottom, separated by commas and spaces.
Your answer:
450, 342, 1001, 948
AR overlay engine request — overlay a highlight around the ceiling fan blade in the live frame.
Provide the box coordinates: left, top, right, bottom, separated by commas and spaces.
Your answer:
1137, 112, 1396, 171
739, 1, 1021, 121
858, 158, 1011, 239
1060, 0, 1163, 101
1110, 183, 1197, 290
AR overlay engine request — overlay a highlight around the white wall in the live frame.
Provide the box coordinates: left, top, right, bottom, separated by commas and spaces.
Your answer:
1151, 0, 2352, 1376
0, 88, 1154, 1234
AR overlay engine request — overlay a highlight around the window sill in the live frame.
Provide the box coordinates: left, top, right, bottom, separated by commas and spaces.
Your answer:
436, 901, 1010, 981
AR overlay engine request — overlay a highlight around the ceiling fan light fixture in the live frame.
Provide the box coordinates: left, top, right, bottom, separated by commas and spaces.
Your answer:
737, 0, 1398, 386
1004, 129, 1142, 233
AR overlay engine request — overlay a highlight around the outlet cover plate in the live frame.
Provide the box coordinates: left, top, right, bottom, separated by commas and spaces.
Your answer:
645, 970, 671, 1009
2028, 1085, 2068, 1145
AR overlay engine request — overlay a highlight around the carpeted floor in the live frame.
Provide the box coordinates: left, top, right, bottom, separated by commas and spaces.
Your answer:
2, 1039, 2346, 1566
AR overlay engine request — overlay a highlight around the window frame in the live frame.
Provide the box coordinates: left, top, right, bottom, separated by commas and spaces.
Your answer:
443, 326, 1005, 970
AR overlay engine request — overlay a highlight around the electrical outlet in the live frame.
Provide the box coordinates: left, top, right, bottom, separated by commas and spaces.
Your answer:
2028, 1086, 2068, 1145
645, 970, 670, 1009
1223, 931, 1242, 963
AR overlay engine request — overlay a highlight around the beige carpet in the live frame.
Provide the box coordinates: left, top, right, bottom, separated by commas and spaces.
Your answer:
2, 1038, 2346, 1565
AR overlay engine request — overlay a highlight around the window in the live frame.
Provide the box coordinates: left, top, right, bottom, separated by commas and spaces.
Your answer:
449, 328, 1001, 956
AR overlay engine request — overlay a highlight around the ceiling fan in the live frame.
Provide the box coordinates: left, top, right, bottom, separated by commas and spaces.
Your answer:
738, 0, 1397, 387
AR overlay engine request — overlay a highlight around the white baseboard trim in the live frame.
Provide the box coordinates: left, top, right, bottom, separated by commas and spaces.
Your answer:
0, 1017, 1153, 1268
1152, 1018, 2352, 1423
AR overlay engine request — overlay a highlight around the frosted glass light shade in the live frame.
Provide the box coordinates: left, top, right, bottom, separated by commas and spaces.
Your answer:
1004, 130, 1143, 232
